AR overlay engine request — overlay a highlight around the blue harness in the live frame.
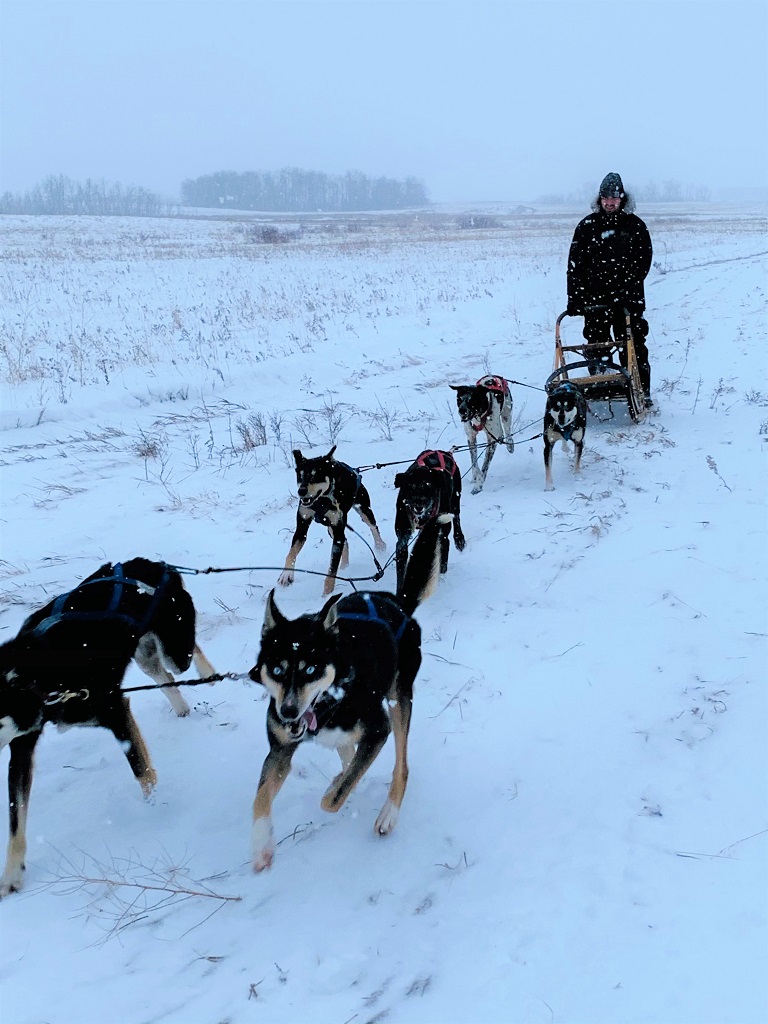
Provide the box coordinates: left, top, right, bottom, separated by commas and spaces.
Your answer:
28, 562, 170, 639
337, 594, 410, 644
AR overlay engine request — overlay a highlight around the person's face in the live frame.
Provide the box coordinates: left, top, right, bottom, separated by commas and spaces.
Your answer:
600, 196, 621, 213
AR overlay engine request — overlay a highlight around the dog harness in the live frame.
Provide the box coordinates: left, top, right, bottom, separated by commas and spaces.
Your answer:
27, 563, 171, 639
294, 595, 411, 737
477, 375, 509, 396
415, 450, 458, 477
304, 461, 361, 515
548, 383, 583, 442
337, 593, 410, 644
470, 376, 509, 432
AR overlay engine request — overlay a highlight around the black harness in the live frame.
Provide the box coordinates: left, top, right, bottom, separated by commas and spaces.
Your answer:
337, 593, 410, 644
27, 562, 171, 639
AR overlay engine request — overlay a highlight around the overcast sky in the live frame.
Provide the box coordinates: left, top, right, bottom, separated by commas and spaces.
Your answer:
1, 0, 766, 203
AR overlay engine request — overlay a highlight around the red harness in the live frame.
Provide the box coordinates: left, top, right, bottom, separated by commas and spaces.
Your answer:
415, 449, 458, 477
477, 374, 509, 395
471, 376, 509, 431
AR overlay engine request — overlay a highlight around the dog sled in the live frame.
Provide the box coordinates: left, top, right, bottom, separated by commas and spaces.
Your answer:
546, 308, 647, 423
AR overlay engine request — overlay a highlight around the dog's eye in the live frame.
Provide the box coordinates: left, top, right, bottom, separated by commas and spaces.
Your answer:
302, 665, 317, 678
270, 663, 286, 678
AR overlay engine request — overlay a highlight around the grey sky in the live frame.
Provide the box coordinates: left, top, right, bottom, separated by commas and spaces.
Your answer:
2, 0, 766, 202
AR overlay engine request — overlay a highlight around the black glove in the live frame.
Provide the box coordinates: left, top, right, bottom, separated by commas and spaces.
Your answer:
566, 301, 582, 316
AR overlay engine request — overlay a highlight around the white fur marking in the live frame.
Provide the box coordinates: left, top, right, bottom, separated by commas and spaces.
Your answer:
375, 799, 400, 835
251, 817, 275, 872
0, 717, 22, 749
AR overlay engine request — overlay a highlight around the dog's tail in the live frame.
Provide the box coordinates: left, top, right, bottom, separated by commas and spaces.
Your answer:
398, 513, 452, 616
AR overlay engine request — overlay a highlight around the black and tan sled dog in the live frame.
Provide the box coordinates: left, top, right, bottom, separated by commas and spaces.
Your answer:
450, 374, 515, 493
249, 514, 449, 872
394, 449, 466, 594
279, 446, 386, 596
0, 558, 215, 898
543, 381, 588, 491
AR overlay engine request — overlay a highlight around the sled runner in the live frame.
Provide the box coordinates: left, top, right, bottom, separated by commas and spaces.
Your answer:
546, 308, 647, 423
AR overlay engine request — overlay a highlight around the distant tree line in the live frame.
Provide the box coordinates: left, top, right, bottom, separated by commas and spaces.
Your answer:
0, 175, 170, 216
536, 180, 713, 205
180, 168, 429, 211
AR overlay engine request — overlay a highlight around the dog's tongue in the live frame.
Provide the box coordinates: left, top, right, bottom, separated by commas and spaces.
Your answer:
302, 708, 318, 732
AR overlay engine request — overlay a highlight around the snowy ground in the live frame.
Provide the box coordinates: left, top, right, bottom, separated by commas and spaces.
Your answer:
0, 204, 766, 1024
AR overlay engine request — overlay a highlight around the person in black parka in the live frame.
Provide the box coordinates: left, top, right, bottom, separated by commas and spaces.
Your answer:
567, 172, 654, 406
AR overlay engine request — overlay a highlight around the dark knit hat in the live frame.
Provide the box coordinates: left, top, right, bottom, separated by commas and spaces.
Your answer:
599, 172, 624, 198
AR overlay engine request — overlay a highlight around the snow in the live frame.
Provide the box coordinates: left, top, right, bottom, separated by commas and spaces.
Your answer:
0, 204, 766, 1024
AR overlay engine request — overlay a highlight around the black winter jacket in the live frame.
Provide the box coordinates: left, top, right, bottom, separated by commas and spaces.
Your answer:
567, 209, 652, 314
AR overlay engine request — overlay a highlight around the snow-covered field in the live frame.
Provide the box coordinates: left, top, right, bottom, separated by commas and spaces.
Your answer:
1, 204, 766, 1024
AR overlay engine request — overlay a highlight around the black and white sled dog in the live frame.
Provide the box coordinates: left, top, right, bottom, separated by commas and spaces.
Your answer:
249, 513, 450, 872
450, 374, 515, 493
393, 449, 466, 595
0, 558, 215, 898
279, 446, 386, 596
543, 381, 588, 491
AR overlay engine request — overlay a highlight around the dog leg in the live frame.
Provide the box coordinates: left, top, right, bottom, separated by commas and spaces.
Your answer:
279, 511, 311, 587
375, 689, 413, 836
451, 490, 466, 552
573, 432, 585, 475
323, 518, 347, 596
473, 438, 497, 494
251, 744, 297, 872
110, 699, 157, 797
354, 489, 387, 552
503, 404, 515, 453
0, 731, 39, 898
395, 532, 411, 594
192, 644, 217, 683
439, 524, 450, 574
544, 435, 555, 491
466, 428, 483, 492
134, 636, 190, 717
321, 727, 389, 813
339, 538, 350, 570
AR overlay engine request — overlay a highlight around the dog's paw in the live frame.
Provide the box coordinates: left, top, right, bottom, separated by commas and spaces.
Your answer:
251, 818, 275, 872
374, 537, 387, 552
0, 865, 24, 898
322, 579, 337, 597
374, 799, 400, 836
278, 570, 294, 588
544, 482, 555, 492
470, 486, 483, 495
506, 442, 515, 454
454, 534, 466, 552
321, 777, 346, 813
140, 769, 158, 799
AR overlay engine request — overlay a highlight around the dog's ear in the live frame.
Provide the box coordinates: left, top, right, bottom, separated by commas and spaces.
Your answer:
262, 589, 287, 637
292, 449, 304, 467
449, 385, 460, 391
325, 445, 337, 461
318, 592, 342, 631
393, 473, 405, 489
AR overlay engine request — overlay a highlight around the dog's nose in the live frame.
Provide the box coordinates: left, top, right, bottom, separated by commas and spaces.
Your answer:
279, 699, 300, 722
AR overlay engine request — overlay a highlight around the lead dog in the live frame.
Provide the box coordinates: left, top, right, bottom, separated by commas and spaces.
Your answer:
394, 449, 466, 594
450, 374, 515, 493
279, 446, 386, 596
0, 558, 215, 897
543, 381, 588, 490
250, 514, 449, 872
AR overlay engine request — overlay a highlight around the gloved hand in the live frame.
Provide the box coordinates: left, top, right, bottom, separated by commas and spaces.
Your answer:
565, 301, 582, 316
